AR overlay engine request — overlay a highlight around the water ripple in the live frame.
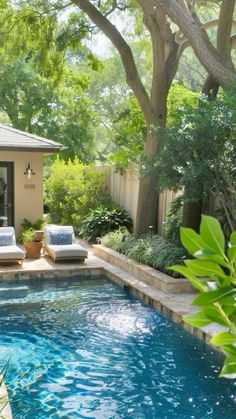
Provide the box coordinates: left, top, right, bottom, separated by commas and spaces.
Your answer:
0, 277, 234, 418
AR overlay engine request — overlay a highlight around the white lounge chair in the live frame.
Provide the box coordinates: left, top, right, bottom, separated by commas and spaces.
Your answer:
0, 227, 25, 265
44, 225, 88, 262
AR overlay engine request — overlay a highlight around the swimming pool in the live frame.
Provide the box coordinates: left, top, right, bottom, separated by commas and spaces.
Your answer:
0, 276, 235, 418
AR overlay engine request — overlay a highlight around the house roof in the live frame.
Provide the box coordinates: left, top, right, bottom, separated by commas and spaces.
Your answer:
0, 124, 63, 153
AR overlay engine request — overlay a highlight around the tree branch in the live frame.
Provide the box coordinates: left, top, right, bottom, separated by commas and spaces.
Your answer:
72, 0, 154, 124
176, 19, 236, 47
202, 0, 235, 95
155, 0, 236, 86
217, 0, 236, 67
137, 1, 166, 117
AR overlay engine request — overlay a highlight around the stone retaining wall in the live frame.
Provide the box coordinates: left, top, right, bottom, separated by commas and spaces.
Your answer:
93, 245, 195, 293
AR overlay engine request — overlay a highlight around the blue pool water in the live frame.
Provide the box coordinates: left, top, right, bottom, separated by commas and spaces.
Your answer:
0, 277, 235, 418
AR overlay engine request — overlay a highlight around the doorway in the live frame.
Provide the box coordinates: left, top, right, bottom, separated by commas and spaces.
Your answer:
0, 162, 14, 227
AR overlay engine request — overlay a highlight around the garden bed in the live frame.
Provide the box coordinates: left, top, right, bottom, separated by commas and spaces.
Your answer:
93, 244, 195, 294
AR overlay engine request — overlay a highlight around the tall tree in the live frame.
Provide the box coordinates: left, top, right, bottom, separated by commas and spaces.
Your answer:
5, 0, 236, 233
166, 0, 235, 229
71, 0, 236, 234
71, 0, 187, 235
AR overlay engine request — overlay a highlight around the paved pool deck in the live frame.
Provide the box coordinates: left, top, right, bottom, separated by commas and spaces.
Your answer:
0, 242, 225, 348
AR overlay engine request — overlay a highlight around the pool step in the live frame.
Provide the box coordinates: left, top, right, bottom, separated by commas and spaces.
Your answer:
0, 285, 29, 299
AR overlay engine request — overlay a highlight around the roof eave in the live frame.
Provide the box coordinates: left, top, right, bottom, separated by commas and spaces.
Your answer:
0, 146, 63, 153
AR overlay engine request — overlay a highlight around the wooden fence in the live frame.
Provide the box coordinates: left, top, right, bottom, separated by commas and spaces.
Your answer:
102, 165, 180, 235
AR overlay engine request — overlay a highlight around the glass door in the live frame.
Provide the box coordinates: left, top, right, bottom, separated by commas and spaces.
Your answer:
0, 162, 14, 227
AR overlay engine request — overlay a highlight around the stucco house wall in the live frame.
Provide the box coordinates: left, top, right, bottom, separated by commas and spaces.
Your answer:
0, 124, 62, 238
1, 151, 44, 236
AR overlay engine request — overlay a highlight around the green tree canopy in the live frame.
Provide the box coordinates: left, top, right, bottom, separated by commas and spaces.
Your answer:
152, 94, 236, 203
0, 1, 99, 162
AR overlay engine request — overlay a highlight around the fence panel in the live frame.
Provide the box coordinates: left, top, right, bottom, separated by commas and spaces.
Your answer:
104, 166, 139, 229
102, 165, 180, 234
101, 165, 220, 236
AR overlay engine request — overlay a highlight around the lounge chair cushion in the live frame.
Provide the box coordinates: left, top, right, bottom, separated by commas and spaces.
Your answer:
50, 231, 73, 246
44, 225, 75, 245
45, 244, 87, 259
0, 227, 24, 262
0, 233, 14, 246
0, 227, 16, 245
0, 245, 25, 260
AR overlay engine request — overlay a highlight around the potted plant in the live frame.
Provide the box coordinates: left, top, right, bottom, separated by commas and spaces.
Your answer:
22, 228, 43, 259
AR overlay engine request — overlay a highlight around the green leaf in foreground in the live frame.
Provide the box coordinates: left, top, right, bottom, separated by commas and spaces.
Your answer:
230, 232, 236, 246
185, 259, 225, 278
175, 215, 236, 379
200, 215, 225, 256
220, 357, 236, 379
183, 311, 211, 328
221, 345, 236, 357
170, 265, 206, 292
202, 306, 231, 327
180, 228, 205, 256
228, 245, 236, 261
192, 288, 234, 306
211, 331, 236, 346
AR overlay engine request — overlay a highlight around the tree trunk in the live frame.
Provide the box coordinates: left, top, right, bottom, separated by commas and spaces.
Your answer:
135, 172, 159, 236
134, 7, 175, 237
182, 200, 202, 232
135, 130, 159, 236
182, 186, 203, 232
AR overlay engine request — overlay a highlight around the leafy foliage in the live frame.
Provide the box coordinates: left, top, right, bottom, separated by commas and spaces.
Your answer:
79, 206, 133, 243
107, 95, 146, 171
0, 58, 97, 162
21, 228, 37, 243
152, 96, 235, 202
18, 218, 44, 243
0, 2, 99, 162
0, 59, 56, 131
100, 227, 130, 252
101, 229, 187, 277
171, 215, 236, 379
44, 158, 112, 232
167, 83, 199, 125
105, 83, 200, 172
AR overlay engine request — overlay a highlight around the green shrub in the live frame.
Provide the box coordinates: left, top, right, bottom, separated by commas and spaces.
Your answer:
148, 235, 186, 276
21, 228, 36, 243
79, 206, 132, 243
125, 237, 153, 265
171, 215, 236, 379
101, 230, 187, 277
18, 218, 44, 243
100, 227, 129, 252
44, 158, 112, 231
